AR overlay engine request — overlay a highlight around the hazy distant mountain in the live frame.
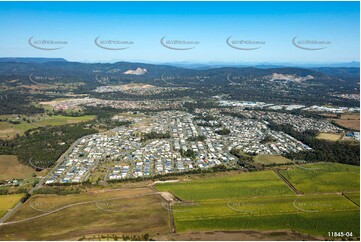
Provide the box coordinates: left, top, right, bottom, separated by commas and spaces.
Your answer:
164, 61, 360, 69
0, 58, 358, 68
0, 57, 358, 89
0, 57, 67, 64
0, 57, 358, 109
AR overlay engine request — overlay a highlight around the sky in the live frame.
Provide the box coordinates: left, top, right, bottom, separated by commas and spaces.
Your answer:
0, 1, 359, 64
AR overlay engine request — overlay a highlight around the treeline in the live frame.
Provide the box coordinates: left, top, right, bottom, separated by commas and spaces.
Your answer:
230, 148, 261, 171
33, 186, 81, 195
215, 128, 231, 135
196, 121, 221, 127
0, 186, 28, 195
260, 135, 277, 144
269, 123, 360, 166
187, 135, 206, 142
141, 131, 171, 142
179, 148, 197, 159
0, 123, 97, 168
0, 90, 44, 115
82, 106, 132, 129
79, 233, 152, 241
184, 100, 220, 113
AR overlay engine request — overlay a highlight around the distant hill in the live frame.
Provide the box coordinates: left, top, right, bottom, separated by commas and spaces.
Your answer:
312, 67, 360, 79
0, 57, 358, 109
0, 57, 67, 64
0, 57, 357, 89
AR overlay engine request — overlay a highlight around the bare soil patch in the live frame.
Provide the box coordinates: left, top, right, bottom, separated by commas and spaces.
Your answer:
155, 230, 322, 241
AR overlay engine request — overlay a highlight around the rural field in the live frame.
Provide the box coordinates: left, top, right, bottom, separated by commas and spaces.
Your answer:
0, 121, 34, 140
0, 194, 24, 217
343, 193, 360, 206
156, 230, 320, 241
0, 164, 359, 240
316, 132, 342, 141
0, 187, 170, 240
253, 155, 292, 165
279, 163, 360, 193
155, 170, 295, 201
6, 187, 153, 222
0, 114, 95, 139
0, 155, 36, 180
330, 113, 360, 131
155, 163, 360, 239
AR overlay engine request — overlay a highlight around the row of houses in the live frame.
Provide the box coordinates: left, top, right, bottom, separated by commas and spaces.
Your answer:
246, 110, 342, 133
45, 110, 315, 184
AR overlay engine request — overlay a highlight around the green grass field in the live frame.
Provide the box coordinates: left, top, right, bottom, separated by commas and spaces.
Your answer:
253, 155, 292, 165
0, 115, 95, 139
155, 167, 360, 238
0, 194, 23, 217
343, 193, 360, 206
155, 170, 294, 200
279, 163, 360, 194
172, 194, 357, 218
35, 115, 95, 126
175, 210, 359, 238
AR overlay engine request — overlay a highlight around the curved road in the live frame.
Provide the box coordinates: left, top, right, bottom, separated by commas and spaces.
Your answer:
0, 192, 158, 226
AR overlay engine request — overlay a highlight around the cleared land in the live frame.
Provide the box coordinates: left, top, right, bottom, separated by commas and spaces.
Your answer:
35, 115, 95, 126
0, 155, 35, 180
1, 164, 359, 240
330, 114, 360, 131
0, 187, 170, 240
0, 194, 24, 217
0, 115, 95, 139
279, 163, 360, 194
7, 187, 152, 221
253, 155, 292, 165
155, 166, 360, 238
155, 230, 321, 241
316, 132, 342, 141
0, 121, 34, 140
155, 170, 295, 201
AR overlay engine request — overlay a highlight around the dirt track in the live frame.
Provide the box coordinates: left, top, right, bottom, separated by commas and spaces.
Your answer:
154, 230, 323, 241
